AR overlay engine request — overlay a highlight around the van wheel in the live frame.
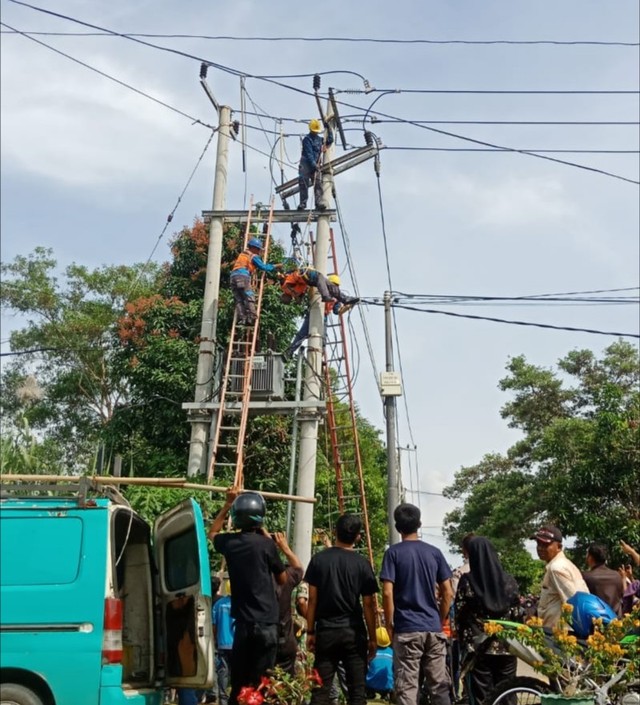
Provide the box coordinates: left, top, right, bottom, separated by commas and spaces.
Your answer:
0, 684, 44, 705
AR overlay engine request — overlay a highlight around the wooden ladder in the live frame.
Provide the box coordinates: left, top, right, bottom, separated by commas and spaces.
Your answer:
207, 199, 276, 487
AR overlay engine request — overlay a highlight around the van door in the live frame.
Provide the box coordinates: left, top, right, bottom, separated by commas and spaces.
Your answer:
154, 498, 214, 688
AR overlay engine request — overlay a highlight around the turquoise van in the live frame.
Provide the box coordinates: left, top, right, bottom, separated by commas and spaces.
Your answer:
0, 487, 214, 705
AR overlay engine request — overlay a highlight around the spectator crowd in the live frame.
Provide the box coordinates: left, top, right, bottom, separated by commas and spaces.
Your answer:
174, 489, 640, 705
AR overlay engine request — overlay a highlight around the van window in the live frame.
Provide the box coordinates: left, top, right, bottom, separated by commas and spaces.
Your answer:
0, 516, 83, 586
164, 527, 199, 592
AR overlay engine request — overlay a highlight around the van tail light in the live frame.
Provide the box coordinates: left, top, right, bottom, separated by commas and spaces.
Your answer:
102, 597, 123, 664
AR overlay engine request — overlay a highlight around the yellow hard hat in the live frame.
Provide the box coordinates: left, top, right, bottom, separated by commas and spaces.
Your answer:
376, 626, 391, 648
309, 119, 323, 133
328, 274, 340, 286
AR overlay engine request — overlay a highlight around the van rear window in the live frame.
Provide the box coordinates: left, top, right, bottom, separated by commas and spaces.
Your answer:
164, 527, 199, 591
0, 517, 83, 586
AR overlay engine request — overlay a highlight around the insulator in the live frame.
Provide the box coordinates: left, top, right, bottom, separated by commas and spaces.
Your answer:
313, 74, 321, 91
363, 79, 372, 93
364, 131, 374, 147
199, 63, 208, 79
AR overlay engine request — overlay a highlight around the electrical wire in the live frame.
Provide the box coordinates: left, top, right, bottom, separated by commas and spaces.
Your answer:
235, 110, 640, 128
240, 120, 639, 154
125, 129, 216, 299
365, 119, 640, 126
357, 97, 640, 186
0, 21, 214, 129
8, 0, 639, 185
333, 190, 380, 389
2, 29, 637, 46
385, 147, 639, 154
364, 88, 639, 95
364, 300, 640, 338
374, 168, 418, 448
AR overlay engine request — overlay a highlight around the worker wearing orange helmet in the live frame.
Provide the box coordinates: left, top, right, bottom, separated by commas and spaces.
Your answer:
283, 273, 359, 360
298, 118, 334, 211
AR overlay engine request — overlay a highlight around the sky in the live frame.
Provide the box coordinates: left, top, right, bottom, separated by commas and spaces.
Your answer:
1, 0, 639, 566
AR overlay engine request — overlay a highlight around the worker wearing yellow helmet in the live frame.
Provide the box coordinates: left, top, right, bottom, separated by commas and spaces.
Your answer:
282, 272, 360, 361
365, 626, 394, 698
298, 118, 334, 211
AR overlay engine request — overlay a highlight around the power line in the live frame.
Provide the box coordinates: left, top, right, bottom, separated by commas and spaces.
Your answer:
240, 119, 640, 155
7, 0, 639, 185
366, 119, 640, 126
233, 111, 640, 127
126, 129, 216, 300
363, 111, 640, 185
385, 147, 639, 154
364, 300, 640, 338
0, 21, 214, 129
362, 88, 639, 95
1, 29, 637, 47
373, 153, 418, 447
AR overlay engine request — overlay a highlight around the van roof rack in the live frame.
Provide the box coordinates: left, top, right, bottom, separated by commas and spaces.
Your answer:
0, 476, 131, 508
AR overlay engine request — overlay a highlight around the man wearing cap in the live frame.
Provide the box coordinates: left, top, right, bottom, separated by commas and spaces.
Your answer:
298, 119, 334, 211
531, 525, 589, 629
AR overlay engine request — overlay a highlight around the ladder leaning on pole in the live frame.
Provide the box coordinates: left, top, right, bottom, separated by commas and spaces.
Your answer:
320, 229, 374, 567
207, 199, 276, 488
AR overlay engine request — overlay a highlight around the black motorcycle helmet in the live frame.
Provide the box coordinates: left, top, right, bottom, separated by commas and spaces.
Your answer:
230, 492, 266, 530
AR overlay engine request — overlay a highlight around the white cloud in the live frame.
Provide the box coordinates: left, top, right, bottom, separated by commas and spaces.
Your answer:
1, 44, 205, 187
450, 174, 577, 228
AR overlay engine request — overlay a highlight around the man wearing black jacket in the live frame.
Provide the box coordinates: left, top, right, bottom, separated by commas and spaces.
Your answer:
209, 489, 287, 705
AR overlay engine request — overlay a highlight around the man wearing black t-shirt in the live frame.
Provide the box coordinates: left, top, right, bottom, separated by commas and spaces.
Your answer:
304, 514, 378, 705
209, 489, 287, 705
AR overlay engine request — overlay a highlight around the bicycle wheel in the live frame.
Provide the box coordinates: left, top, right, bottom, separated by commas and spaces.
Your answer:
489, 676, 552, 705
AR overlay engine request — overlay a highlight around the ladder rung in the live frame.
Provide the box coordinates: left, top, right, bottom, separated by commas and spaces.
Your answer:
214, 462, 237, 467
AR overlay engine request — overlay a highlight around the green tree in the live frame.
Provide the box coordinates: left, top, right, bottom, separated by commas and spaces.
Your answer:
1, 226, 389, 567
0, 247, 159, 470
443, 341, 640, 590
108, 219, 303, 478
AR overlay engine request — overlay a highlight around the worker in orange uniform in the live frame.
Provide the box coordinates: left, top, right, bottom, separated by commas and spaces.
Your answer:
230, 237, 281, 326
282, 274, 359, 360
298, 119, 333, 211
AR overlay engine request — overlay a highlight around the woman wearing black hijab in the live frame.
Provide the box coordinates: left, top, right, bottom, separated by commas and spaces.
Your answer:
454, 536, 522, 705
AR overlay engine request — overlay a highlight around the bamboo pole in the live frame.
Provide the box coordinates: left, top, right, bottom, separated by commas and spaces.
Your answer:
0, 474, 316, 504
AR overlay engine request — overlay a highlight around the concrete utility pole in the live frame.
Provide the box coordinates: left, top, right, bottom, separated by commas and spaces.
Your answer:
383, 291, 401, 544
187, 105, 232, 477
292, 120, 334, 568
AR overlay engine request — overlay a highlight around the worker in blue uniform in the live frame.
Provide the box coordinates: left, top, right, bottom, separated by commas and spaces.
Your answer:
298, 119, 334, 211
230, 237, 281, 325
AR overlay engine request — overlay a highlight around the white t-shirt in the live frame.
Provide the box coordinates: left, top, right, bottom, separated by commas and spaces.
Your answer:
538, 550, 589, 628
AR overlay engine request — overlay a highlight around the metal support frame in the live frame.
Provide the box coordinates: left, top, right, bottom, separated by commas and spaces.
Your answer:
274, 145, 379, 202
202, 210, 336, 225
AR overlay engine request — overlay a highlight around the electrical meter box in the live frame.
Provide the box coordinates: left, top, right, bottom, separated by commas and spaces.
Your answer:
379, 371, 403, 397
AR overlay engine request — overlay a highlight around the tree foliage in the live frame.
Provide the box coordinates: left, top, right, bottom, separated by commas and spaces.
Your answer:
444, 341, 640, 588
0, 247, 160, 469
1, 223, 389, 564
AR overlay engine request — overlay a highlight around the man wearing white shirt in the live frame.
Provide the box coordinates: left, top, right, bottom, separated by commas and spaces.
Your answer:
532, 525, 589, 629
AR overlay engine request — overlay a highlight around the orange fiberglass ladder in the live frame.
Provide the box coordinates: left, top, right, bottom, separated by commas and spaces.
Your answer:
321, 230, 374, 567
207, 199, 275, 487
